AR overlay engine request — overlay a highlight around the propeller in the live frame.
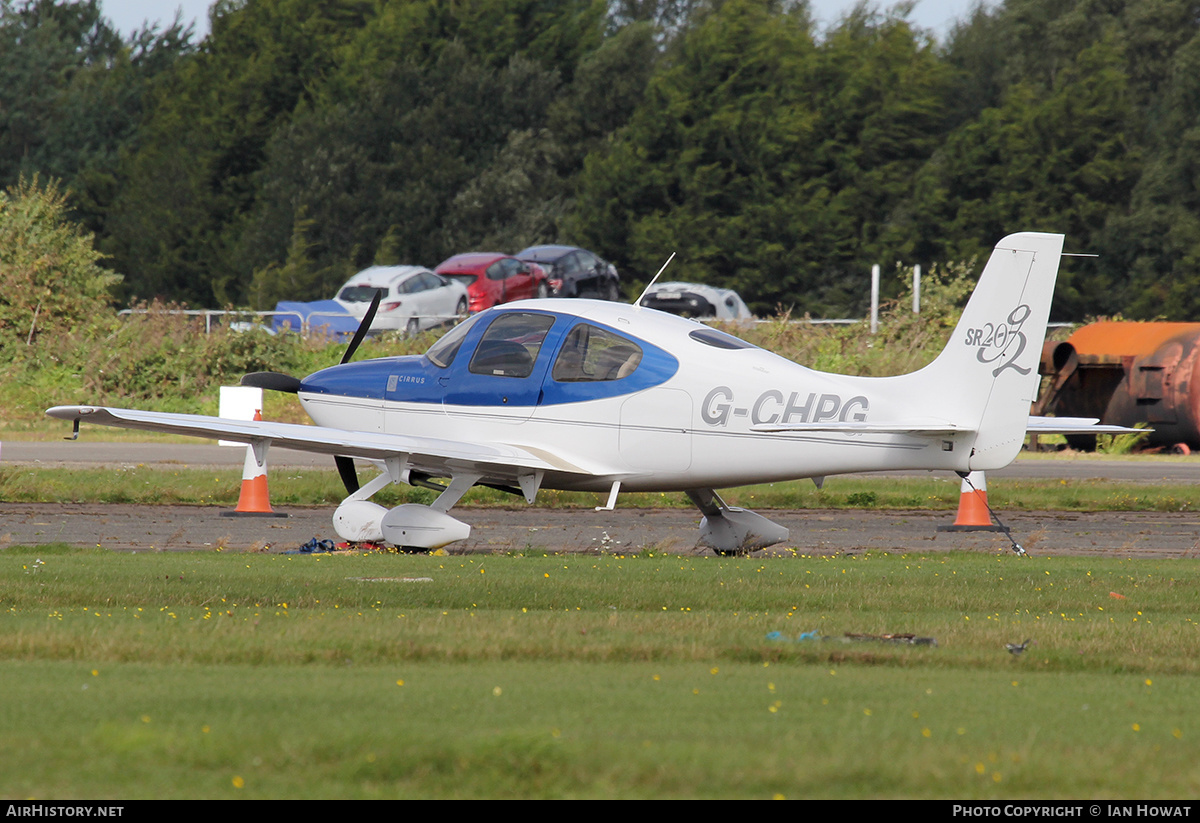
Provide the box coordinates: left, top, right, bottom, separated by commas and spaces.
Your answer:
241, 371, 302, 393
241, 291, 384, 495
340, 289, 382, 365
330, 290, 382, 494
335, 455, 361, 494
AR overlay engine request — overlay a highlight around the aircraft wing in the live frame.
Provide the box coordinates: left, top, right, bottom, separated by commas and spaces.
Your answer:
44, 405, 589, 478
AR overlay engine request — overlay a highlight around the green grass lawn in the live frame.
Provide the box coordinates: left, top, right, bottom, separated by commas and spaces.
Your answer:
4, 462, 1200, 513
2, 547, 1197, 798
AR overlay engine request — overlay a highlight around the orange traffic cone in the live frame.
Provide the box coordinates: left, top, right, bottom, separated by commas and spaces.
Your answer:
222, 410, 287, 518
937, 471, 1002, 532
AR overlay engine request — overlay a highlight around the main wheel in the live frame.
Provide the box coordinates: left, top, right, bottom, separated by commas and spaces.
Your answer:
406, 317, 420, 338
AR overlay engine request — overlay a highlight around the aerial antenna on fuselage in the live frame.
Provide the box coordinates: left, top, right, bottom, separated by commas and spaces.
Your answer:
633, 252, 676, 311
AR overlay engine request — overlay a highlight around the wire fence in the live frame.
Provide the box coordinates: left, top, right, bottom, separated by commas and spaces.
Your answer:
117, 308, 464, 336
118, 307, 1074, 337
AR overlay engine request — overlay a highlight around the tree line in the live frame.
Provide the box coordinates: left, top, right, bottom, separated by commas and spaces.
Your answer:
4, 0, 1200, 320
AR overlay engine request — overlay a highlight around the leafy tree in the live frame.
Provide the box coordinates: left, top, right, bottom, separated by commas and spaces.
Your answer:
0, 177, 119, 346
240, 44, 566, 307
440, 128, 569, 254
106, 0, 616, 307
570, 0, 821, 310
326, 0, 606, 92
896, 32, 1139, 319
1106, 21, 1200, 319
935, 0, 1200, 320
810, 6, 956, 296
569, 0, 952, 315
0, 0, 122, 182
0, 0, 193, 235
547, 20, 660, 176
103, 0, 373, 304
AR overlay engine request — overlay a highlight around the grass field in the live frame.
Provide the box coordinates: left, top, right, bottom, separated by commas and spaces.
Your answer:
2, 546, 1197, 798
4, 461, 1200, 513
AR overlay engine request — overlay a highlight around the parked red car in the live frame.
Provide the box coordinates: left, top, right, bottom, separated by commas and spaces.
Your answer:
434, 253, 549, 313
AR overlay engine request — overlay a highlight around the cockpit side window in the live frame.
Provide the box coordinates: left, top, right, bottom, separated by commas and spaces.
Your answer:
552, 323, 643, 382
468, 313, 555, 378
425, 313, 483, 368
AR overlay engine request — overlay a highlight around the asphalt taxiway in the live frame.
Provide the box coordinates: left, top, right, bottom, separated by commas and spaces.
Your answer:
4, 442, 1199, 556
1, 503, 1197, 558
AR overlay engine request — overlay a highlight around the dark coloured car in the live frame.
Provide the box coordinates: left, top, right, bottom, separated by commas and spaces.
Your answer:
515, 245, 621, 300
435, 253, 550, 313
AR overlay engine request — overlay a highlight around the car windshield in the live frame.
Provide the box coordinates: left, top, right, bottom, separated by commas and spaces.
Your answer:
519, 249, 561, 263
339, 285, 387, 303
441, 273, 477, 288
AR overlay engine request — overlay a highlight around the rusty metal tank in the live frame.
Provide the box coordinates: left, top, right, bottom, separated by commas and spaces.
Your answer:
1036, 322, 1200, 451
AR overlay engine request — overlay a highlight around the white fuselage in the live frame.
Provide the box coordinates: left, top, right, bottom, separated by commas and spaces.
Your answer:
299, 299, 977, 493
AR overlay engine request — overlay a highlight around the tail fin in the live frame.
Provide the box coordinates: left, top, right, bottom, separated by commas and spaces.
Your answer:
918, 232, 1065, 470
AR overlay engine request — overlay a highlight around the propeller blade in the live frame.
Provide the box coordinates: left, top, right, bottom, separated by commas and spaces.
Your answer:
241, 371, 302, 393
341, 290, 383, 365
335, 455, 360, 494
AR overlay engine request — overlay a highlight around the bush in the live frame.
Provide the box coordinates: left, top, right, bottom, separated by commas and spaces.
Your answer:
719, 260, 977, 376
0, 177, 120, 346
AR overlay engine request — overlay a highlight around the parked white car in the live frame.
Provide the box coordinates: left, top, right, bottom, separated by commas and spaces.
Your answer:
638, 282, 752, 320
335, 266, 469, 335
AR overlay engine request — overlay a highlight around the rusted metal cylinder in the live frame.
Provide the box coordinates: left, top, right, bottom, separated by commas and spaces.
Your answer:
1037, 322, 1200, 450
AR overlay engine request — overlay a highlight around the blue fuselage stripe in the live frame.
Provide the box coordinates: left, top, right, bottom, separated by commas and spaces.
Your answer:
300, 312, 679, 406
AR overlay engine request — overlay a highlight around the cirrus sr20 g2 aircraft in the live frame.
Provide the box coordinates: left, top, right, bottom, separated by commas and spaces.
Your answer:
50, 232, 1085, 554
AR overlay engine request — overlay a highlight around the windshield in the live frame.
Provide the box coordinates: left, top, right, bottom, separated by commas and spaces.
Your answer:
425, 313, 484, 368
469, 313, 556, 379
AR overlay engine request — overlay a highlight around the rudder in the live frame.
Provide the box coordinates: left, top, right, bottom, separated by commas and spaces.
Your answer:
916, 232, 1065, 470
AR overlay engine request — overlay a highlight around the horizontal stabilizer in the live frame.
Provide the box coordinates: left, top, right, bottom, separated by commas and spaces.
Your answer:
1026, 416, 1148, 435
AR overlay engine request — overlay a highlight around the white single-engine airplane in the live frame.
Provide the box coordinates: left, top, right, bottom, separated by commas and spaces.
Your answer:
49, 232, 1095, 553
